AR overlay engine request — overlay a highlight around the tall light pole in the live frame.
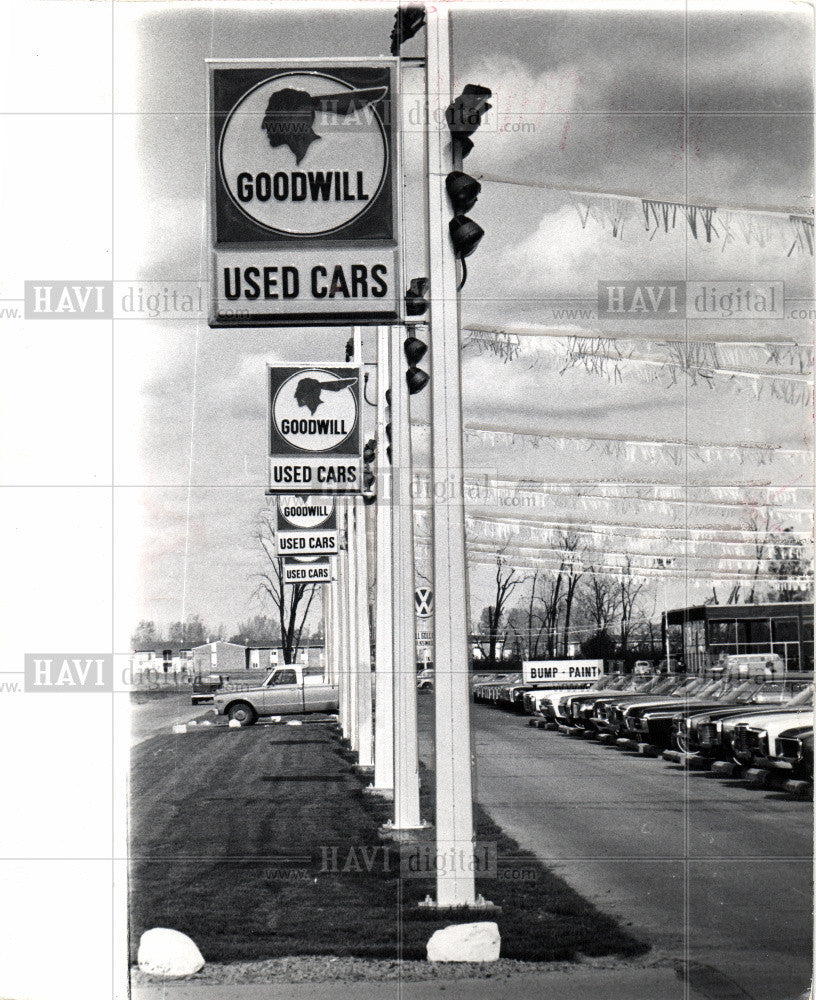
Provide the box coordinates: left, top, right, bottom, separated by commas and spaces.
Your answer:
425, 6, 478, 906
389, 321, 422, 832
354, 494, 374, 768
372, 324, 395, 794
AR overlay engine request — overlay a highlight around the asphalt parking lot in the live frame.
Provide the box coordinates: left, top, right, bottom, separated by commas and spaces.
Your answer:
432, 699, 812, 1000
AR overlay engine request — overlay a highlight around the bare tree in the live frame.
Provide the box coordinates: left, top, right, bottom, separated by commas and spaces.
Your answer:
535, 571, 564, 658
580, 564, 620, 634
526, 569, 541, 658
478, 553, 524, 669
746, 509, 772, 603
767, 527, 814, 602
617, 557, 650, 661
558, 532, 585, 656
253, 511, 319, 665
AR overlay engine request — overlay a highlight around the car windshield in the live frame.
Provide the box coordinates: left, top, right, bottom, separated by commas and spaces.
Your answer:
786, 684, 814, 707
662, 676, 699, 696
748, 680, 813, 704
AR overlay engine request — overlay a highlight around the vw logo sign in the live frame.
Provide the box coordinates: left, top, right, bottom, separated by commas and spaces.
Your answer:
272, 369, 358, 453
415, 587, 434, 618
218, 72, 389, 238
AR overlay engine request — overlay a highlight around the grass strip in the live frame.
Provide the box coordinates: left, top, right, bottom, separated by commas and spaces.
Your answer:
129, 723, 647, 962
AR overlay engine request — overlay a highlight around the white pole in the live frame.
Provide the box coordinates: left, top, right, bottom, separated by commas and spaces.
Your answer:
346, 497, 360, 751
391, 323, 422, 830
355, 495, 374, 767
337, 528, 349, 737
426, 6, 477, 907
324, 580, 334, 684
373, 324, 395, 793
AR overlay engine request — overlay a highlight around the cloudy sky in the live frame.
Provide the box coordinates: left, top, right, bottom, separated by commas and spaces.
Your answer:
112, 1, 814, 639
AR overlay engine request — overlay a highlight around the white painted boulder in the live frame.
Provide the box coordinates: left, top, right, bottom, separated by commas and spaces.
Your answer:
137, 927, 205, 977
286, 720, 303, 727
228, 719, 241, 729
426, 922, 500, 962
171, 724, 187, 735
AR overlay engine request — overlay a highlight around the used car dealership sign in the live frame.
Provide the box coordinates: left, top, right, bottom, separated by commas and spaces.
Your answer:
268, 366, 362, 493
282, 555, 333, 584
275, 494, 339, 556
208, 59, 400, 326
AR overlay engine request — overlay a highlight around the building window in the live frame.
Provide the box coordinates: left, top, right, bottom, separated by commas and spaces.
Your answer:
772, 618, 799, 643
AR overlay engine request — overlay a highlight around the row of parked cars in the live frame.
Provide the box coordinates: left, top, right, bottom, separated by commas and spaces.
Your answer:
472, 669, 814, 785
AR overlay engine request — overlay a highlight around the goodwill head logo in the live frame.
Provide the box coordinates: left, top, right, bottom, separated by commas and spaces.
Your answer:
273, 369, 358, 453
219, 72, 389, 237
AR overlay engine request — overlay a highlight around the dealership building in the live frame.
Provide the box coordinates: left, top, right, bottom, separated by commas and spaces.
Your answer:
663, 602, 814, 673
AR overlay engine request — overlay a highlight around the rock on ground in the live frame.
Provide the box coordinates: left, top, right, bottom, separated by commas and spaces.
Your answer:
138, 927, 205, 978
426, 922, 501, 963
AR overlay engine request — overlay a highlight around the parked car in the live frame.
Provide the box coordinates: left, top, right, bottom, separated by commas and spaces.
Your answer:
773, 727, 814, 780
191, 673, 223, 704
212, 665, 339, 725
522, 674, 621, 717
678, 679, 813, 759
417, 668, 434, 690
571, 675, 687, 733
593, 675, 717, 737
542, 674, 634, 725
621, 677, 770, 750
473, 672, 520, 705
732, 710, 815, 769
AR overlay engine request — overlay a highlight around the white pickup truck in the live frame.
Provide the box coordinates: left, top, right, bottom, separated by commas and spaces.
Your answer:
212, 666, 339, 725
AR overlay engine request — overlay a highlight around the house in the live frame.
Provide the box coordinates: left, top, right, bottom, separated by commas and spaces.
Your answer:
191, 640, 247, 676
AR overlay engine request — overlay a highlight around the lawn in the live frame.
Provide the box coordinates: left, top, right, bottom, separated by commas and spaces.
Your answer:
129, 722, 648, 962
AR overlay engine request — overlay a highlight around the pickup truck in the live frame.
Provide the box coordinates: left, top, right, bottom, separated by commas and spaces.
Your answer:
212, 666, 339, 725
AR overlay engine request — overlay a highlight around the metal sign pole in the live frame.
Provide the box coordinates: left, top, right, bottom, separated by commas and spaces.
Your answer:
390, 323, 421, 831
337, 524, 350, 739
331, 569, 341, 687
355, 495, 374, 767
372, 324, 395, 793
324, 581, 333, 683
346, 496, 360, 751
426, 6, 477, 907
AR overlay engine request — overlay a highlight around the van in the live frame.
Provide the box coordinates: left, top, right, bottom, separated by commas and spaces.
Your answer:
720, 652, 785, 680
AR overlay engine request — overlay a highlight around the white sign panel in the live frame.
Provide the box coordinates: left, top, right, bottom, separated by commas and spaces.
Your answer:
213, 248, 399, 325
276, 529, 339, 556
416, 626, 433, 649
268, 366, 362, 493
282, 556, 333, 584
522, 659, 605, 685
208, 59, 400, 327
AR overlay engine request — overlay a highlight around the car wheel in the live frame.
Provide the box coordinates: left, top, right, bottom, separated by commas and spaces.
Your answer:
227, 702, 257, 726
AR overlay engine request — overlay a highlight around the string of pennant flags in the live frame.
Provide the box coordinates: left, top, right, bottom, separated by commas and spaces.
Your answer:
461, 330, 814, 406
477, 173, 815, 256
414, 536, 814, 586
459, 512, 813, 547
409, 476, 814, 520
413, 511, 813, 563
410, 420, 811, 468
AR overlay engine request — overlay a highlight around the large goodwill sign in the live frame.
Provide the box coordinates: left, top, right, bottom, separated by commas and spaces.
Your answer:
522, 660, 605, 685
208, 59, 400, 326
